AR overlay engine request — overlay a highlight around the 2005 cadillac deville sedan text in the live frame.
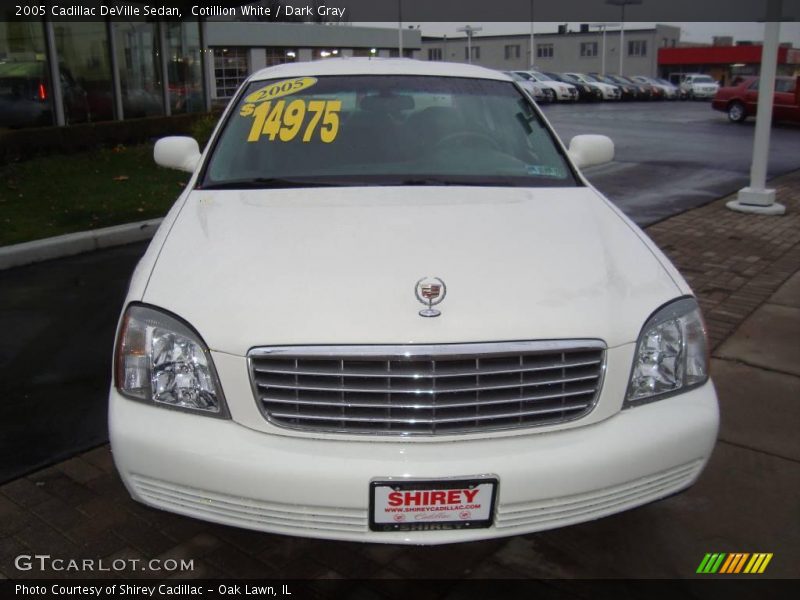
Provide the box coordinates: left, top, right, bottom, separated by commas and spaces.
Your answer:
110, 59, 719, 544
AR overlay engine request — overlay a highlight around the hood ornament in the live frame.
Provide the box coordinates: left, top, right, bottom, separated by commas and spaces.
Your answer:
415, 277, 447, 318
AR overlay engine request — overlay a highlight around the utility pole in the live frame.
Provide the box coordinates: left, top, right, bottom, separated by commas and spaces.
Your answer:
457, 25, 482, 64
606, 0, 642, 75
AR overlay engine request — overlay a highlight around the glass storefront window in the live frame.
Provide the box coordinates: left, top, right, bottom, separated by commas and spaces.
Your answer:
165, 22, 203, 114
0, 19, 53, 129
213, 47, 248, 100
265, 47, 297, 67
114, 21, 164, 118
313, 48, 341, 60
53, 21, 113, 123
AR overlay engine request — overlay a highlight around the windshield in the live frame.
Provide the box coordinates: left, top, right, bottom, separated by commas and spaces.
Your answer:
581, 74, 600, 83
693, 76, 715, 83
202, 75, 577, 189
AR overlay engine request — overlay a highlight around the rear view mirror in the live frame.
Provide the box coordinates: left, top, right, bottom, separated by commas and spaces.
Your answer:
154, 136, 201, 173
567, 135, 614, 169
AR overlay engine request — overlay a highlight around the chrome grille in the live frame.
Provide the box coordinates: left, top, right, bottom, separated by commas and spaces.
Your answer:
249, 341, 605, 436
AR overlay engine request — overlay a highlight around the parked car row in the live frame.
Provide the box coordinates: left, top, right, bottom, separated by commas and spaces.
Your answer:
504, 69, 690, 103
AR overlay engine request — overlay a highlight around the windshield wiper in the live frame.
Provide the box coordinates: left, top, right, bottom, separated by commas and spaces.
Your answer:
393, 177, 514, 187
199, 177, 343, 190
395, 177, 459, 186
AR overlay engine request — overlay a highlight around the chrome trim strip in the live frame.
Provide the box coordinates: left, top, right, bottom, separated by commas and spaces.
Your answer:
259, 387, 597, 410
269, 403, 590, 424
249, 339, 606, 358
256, 373, 599, 394
253, 357, 602, 379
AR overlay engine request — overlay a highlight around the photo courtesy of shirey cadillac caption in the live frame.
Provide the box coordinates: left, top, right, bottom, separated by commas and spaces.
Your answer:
0, 0, 799, 596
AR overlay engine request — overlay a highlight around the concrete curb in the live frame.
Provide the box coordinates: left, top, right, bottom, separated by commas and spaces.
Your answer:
0, 218, 162, 271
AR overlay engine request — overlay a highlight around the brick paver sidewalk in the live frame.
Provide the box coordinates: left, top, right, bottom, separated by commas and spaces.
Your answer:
647, 171, 800, 349
2, 172, 799, 581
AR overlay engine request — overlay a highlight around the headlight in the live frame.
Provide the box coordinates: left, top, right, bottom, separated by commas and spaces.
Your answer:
625, 297, 709, 406
114, 304, 227, 417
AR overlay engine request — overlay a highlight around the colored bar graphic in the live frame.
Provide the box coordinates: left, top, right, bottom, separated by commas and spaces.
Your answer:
697, 553, 727, 573
698, 552, 773, 574
720, 553, 750, 573
734, 553, 750, 573
697, 553, 715, 573
719, 553, 735, 573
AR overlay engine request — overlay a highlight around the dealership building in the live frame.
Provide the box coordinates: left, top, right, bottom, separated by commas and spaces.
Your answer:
658, 43, 800, 86
421, 24, 682, 77
0, 17, 420, 130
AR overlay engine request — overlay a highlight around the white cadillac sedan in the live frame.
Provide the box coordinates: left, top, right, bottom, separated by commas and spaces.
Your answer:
110, 59, 718, 544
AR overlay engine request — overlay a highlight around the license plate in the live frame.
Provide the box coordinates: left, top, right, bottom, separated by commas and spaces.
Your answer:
369, 478, 497, 532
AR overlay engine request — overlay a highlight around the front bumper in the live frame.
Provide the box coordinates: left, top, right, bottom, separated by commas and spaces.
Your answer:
555, 89, 577, 101
110, 380, 718, 544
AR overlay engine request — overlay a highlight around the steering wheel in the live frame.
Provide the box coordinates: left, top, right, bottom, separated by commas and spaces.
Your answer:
433, 131, 501, 152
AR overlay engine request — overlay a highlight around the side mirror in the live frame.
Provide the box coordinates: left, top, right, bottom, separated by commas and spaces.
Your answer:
154, 136, 201, 173
567, 134, 614, 169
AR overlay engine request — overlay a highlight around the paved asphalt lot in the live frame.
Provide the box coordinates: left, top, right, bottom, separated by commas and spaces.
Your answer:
542, 101, 800, 226
1, 101, 799, 483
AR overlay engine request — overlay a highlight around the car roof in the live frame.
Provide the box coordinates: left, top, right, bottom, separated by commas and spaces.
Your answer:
249, 58, 511, 82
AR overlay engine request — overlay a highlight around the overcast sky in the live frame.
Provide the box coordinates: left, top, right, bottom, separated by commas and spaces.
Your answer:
357, 22, 800, 46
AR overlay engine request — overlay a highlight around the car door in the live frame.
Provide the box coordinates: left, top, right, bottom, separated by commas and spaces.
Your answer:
772, 77, 797, 122
744, 79, 759, 113
794, 77, 800, 122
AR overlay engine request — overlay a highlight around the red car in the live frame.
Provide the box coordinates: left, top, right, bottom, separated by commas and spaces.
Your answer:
712, 75, 800, 123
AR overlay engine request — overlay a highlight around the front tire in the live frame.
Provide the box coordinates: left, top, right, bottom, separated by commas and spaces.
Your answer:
727, 101, 747, 123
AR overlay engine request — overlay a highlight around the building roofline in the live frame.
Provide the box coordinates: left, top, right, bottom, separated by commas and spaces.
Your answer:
422, 26, 675, 43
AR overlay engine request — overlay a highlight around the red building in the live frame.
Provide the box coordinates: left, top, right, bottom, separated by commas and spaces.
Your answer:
659, 44, 800, 86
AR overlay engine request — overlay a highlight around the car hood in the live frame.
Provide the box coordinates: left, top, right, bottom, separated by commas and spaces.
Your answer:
143, 186, 680, 355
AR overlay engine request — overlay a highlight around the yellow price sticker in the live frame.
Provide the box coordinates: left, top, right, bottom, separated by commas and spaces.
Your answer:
241, 99, 341, 144
244, 77, 318, 104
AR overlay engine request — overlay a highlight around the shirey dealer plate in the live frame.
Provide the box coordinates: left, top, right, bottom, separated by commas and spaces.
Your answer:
370, 477, 498, 532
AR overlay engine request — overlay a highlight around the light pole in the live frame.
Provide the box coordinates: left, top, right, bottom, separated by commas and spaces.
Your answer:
457, 25, 482, 64
606, 0, 642, 75
397, 0, 403, 56
529, 0, 535, 69
727, 0, 786, 215
591, 23, 620, 76
601, 24, 606, 75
